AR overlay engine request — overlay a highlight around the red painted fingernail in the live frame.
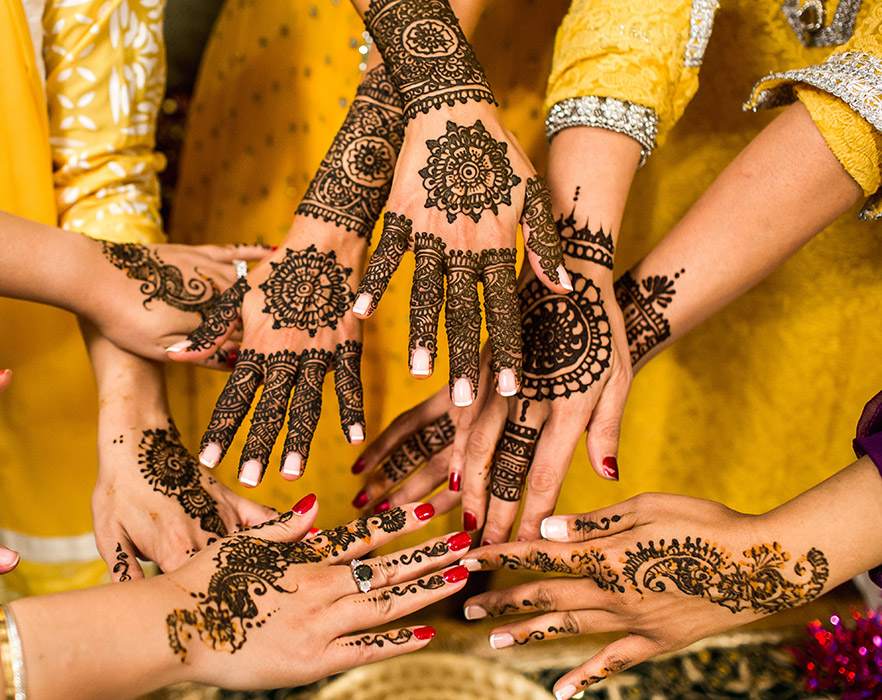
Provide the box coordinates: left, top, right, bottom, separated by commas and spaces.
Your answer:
352, 490, 369, 508
373, 499, 390, 514
449, 472, 462, 492
270, 245, 278, 252
463, 511, 477, 531
292, 493, 316, 514
308, 527, 320, 536
446, 531, 471, 551
415, 503, 435, 521
443, 565, 469, 583
482, 539, 493, 547
413, 626, 435, 641
602, 456, 619, 480
351, 458, 366, 474
226, 350, 239, 369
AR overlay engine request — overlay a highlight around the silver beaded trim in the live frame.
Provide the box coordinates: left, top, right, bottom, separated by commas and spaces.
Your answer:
545, 96, 659, 167
684, 0, 720, 67
781, 0, 862, 47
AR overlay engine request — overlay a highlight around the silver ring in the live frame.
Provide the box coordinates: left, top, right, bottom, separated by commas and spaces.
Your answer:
233, 259, 248, 279
350, 559, 373, 593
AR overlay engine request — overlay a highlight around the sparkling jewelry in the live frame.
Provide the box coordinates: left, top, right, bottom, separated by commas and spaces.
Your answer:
0, 606, 25, 700
350, 559, 374, 593
233, 259, 248, 279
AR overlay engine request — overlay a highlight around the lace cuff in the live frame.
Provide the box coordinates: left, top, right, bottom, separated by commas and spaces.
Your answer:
545, 96, 659, 167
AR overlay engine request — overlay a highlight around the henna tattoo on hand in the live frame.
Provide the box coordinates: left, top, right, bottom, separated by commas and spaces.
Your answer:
259, 246, 354, 336
614, 270, 683, 365
481, 248, 522, 377
101, 242, 219, 318
522, 176, 563, 283
240, 351, 299, 471
514, 624, 571, 645
380, 413, 455, 483
201, 348, 264, 456
372, 573, 445, 601
483, 547, 623, 593
296, 65, 404, 241
387, 540, 450, 566
358, 212, 413, 315
622, 538, 829, 614
333, 340, 365, 435
187, 278, 250, 351
574, 515, 621, 533
490, 420, 538, 502
420, 120, 520, 224
344, 629, 414, 647
364, 0, 495, 122
556, 201, 615, 269
445, 249, 482, 391
408, 231, 446, 361
113, 543, 132, 582
283, 348, 332, 470
308, 507, 409, 560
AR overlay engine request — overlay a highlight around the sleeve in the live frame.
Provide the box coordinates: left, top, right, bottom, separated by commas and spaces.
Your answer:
544, 0, 719, 164
744, 4, 882, 221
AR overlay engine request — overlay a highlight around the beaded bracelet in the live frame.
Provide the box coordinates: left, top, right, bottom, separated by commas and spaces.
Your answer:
0, 606, 24, 700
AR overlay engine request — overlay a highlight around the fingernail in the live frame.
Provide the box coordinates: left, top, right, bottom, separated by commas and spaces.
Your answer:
489, 632, 514, 650
349, 424, 365, 444
555, 684, 577, 700
482, 539, 493, 547
0, 548, 20, 568
602, 456, 619, 480
461, 558, 481, 572
292, 493, 316, 514
557, 265, 573, 291
270, 245, 278, 252
446, 531, 471, 551
540, 516, 568, 541
449, 471, 461, 492
497, 368, 517, 397
351, 458, 366, 474
239, 460, 262, 487
411, 348, 432, 377
453, 378, 473, 407
308, 527, 320, 537
282, 452, 302, 479
463, 511, 477, 531
415, 503, 435, 521
413, 626, 435, 641
200, 443, 222, 468
373, 499, 390, 514
353, 293, 372, 316
167, 339, 192, 353
226, 350, 239, 369
464, 605, 487, 620
352, 490, 369, 508
443, 565, 469, 583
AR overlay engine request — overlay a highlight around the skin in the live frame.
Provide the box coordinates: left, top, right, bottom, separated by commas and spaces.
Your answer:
0, 370, 17, 573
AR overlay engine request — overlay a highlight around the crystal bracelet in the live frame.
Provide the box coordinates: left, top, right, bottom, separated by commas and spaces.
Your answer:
0, 605, 24, 700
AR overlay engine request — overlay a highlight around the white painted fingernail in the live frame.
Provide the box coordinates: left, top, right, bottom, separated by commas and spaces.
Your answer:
281, 452, 302, 479
411, 347, 432, 377
557, 265, 573, 291
460, 558, 481, 572
464, 605, 487, 620
555, 684, 577, 700
453, 377, 473, 407
239, 460, 262, 487
497, 369, 517, 396
353, 293, 372, 316
349, 424, 364, 444
540, 516, 568, 541
489, 632, 514, 650
167, 340, 192, 353
199, 443, 222, 468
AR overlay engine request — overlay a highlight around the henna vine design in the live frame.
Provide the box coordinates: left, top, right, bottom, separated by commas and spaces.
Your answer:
522, 176, 563, 283
139, 422, 228, 538
486, 548, 623, 593
345, 629, 414, 647
389, 541, 450, 566
296, 65, 404, 241
113, 543, 132, 582
381, 413, 455, 483
259, 246, 354, 336
557, 209, 615, 270
187, 278, 250, 352
574, 515, 621, 533
490, 420, 538, 502
614, 270, 683, 366
420, 120, 520, 224
481, 248, 522, 377
514, 625, 571, 645
364, 0, 495, 122
358, 212, 413, 316
408, 231, 446, 361
373, 574, 445, 600
101, 242, 219, 318
622, 538, 829, 614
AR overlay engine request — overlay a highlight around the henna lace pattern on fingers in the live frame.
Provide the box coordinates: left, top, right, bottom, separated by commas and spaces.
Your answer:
200, 348, 264, 454
284, 348, 333, 469
187, 278, 250, 351
359, 212, 413, 315
444, 249, 482, 391
614, 270, 683, 365
334, 340, 365, 434
380, 413, 455, 483
490, 420, 538, 502
481, 248, 522, 377
522, 176, 563, 283
409, 231, 446, 360
364, 0, 495, 122
239, 351, 299, 469
485, 547, 624, 593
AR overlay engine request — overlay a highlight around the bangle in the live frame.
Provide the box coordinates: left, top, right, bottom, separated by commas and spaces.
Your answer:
0, 606, 25, 700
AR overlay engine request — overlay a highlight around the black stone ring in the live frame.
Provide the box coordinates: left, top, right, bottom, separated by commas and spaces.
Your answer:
350, 559, 374, 593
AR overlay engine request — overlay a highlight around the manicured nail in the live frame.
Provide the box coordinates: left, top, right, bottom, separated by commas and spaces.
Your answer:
449, 471, 462, 492
602, 456, 619, 480
0, 548, 20, 569
226, 350, 239, 369
167, 339, 192, 353
413, 626, 435, 641
352, 490, 369, 508
443, 565, 469, 583
373, 499, 390, 514
349, 424, 364, 444
489, 632, 514, 649
353, 293, 372, 316
446, 531, 471, 551
292, 493, 316, 514
239, 460, 262, 487
540, 516, 568, 541
557, 265, 573, 291
452, 377, 473, 407
461, 558, 481, 572
463, 511, 477, 531
308, 527, 320, 537
200, 443, 222, 468
415, 503, 435, 521
555, 684, 577, 700
411, 347, 432, 377
482, 539, 493, 547
270, 245, 278, 252
497, 368, 517, 397
282, 452, 302, 479
351, 458, 366, 474
464, 605, 487, 620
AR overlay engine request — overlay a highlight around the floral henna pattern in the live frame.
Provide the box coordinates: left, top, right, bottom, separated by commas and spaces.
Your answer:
364, 0, 494, 122
445, 249, 482, 391
480, 248, 521, 377
380, 413, 455, 483
614, 270, 683, 365
485, 547, 623, 593
521, 177, 563, 283
283, 348, 333, 469
358, 212, 413, 315
490, 420, 538, 502
420, 120, 520, 224
409, 232, 446, 360
259, 246, 354, 337
113, 544, 132, 582
201, 349, 264, 456
101, 242, 219, 318
187, 278, 250, 352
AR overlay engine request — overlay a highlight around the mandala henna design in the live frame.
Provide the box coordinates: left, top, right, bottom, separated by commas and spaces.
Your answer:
101, 242, 220, 318
622, 538, 829, 614
380, 413, 455, 483
364, 0, 495, 122
614, 270, 683, 365
334, 340, 365, 435
574, 515, 621, 533
519, 274, 611, 401
445, 249, 482, 392
522, 176, 563, 283
480, 248, 521, 378
113, 544, 132, 582
282, 348, 332, 470
187, 278, 250, 352
239, 351, 299, 470
296, 65, 404, 241
139, 422, 228, 538
345, 629, 414, 647
358, 212, 413, 315
420, 120, 520, 224
201, 348, 264, 456
489, 420, 538, 502
556, 208, 615, 270
409, 232, 446, 360
259, 246, 354, 337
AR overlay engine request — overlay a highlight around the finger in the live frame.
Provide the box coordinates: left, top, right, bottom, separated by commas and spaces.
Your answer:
237, 492, 319, 542
487, 610, 618, 651
233, 497, 279, 529
0, 369, 11, 393
459, 540, 573, 574
425, 487, 461, 516
464, 578, 579, 619
408, 232, 445, 378
460, 392, 508, 534
281, 349, 332, 479
553, 636, 662, 700
238, 352, 298, 487
538, 501, 637, 543
521, 175, 570, 293
333, 340, 365, 444
383, 449, 450, 508
480, 248, 522, 396
168, 278, 249, 360
0, 545, 20, 574
110, 540, 144, 582
206, 243, 273, 263
445, 250, 481, 406
584, 363, 630, 482
329, 625, 436, 672
353, 211, 412, 318
199, 349, 264, 468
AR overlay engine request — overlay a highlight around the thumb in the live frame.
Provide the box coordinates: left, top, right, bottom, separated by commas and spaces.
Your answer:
553, 634, 660, 699
167, 278, 247, 361
110, 540, 145, 583
240, 493, 318, 543
584, 365, 631, 482
0, 545, 20, 574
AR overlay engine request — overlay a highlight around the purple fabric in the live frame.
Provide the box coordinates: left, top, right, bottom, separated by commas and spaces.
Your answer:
853, 390, 882, 588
